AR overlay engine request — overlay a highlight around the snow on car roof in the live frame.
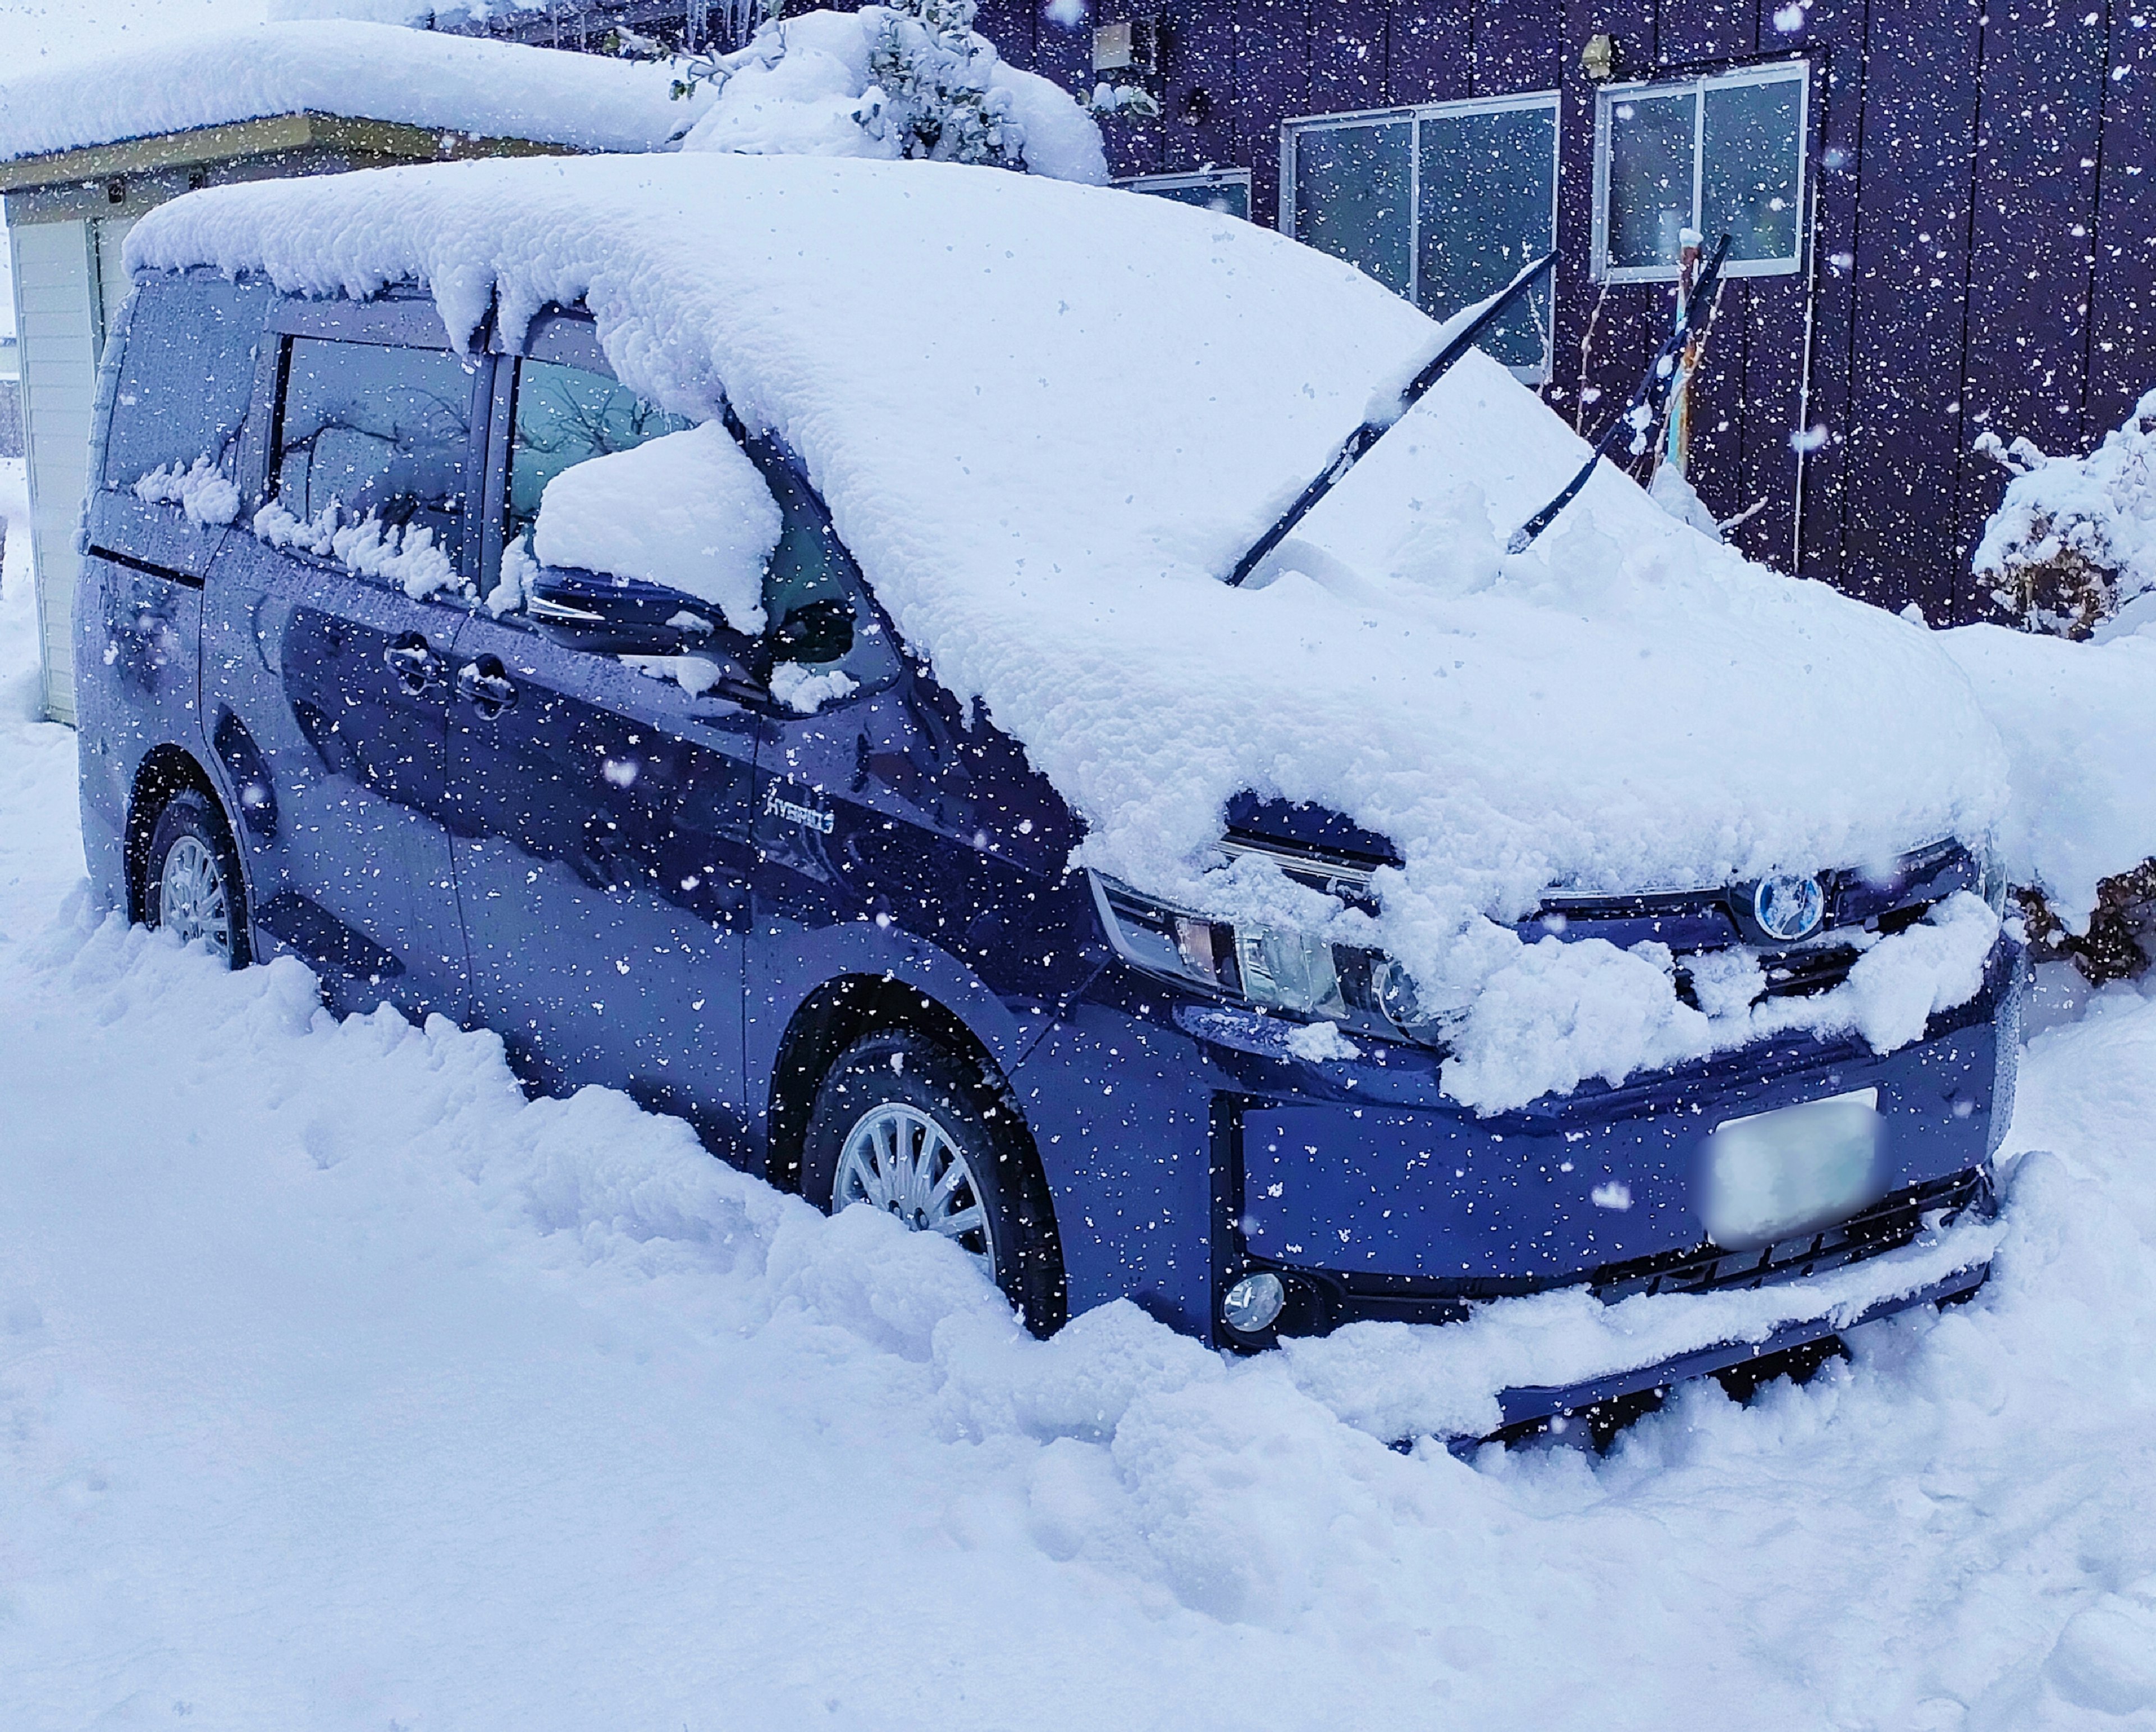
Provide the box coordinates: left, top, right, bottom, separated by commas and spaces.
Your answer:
0, 21, 700, 161
126, 152, 2012, 1107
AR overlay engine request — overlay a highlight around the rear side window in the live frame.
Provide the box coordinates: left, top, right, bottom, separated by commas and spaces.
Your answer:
103, 277, 272, 492
272, 336, 478, 569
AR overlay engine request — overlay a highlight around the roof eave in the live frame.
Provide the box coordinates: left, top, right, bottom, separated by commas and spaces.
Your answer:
0, 111, 582, 193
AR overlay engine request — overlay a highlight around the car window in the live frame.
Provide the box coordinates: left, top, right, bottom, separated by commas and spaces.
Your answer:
272, 336, 476, 569
507, 359, 694, 547
104, 277, 273, 496
758, 456, 902, 700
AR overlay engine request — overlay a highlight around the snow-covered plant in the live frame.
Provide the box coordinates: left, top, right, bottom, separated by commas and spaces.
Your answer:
1080, 80, 1161, 121
862, 0, 1026, 167
1972, 391, 2156, 640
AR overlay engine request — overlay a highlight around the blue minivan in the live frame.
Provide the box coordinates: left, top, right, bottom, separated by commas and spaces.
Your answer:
76, 203, 2018, 1443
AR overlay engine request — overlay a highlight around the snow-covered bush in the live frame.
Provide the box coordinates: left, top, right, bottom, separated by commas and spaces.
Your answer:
673, 2, 1105, 181
1973, 392, 2156, 641
1964, 394, 2156, 979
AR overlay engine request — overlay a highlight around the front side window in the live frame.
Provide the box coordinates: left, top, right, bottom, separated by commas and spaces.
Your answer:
272, 336, 477, 573
505, 358, 695, 549
1594, 63, 1808, 281
1282, 94, 1559, 380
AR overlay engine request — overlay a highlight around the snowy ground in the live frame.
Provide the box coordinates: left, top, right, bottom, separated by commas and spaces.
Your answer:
4, 460, 2156, 1729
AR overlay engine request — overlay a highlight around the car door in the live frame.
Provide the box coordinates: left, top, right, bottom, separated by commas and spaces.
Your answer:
445, 319, 765, 1151
199, 294, 483, 1021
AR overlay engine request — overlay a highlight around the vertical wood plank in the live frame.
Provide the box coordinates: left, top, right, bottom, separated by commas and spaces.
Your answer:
972, 0, 1038, 71
1311, 0, 1391, 115
1162, 0, 1244, 170
1954, 0, 2107, 616
1385, 0, 1470, 104
1551, 0, 1664, 457
1837, 0, 1981, 619
1240, 0, 1314, 224
1655, 0, 1758, 66
1473, 0, 1564, 96
2082, 8, 2156, 442
1792, 13, 1869, 586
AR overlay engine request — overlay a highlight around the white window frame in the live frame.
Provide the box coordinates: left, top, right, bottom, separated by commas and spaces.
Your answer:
1280, 90, 1561, 383
1117, 167, 1253, 220
1591, 61, 1811, 284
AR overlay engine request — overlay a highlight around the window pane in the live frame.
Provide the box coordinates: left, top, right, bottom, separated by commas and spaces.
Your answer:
508, 359, 695, 545
275, 337, 474, 564
759, 455, 900, 692
104, 278, 272, 491
1702, 77, 1802, 264
1417, 103, 1557, 371
1292, 120, 1414, 296
1131, 177, 1250, 221
1606, 90, 1697, 269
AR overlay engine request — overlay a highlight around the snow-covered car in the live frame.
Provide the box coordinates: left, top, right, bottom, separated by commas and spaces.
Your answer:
74, 153, 2018, 1445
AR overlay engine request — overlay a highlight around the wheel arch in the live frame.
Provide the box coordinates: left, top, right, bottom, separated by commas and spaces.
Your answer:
124, 747, 228, 926
765, 974, 1040, 1198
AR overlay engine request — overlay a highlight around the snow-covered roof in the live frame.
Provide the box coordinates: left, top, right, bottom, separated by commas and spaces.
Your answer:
128, 153, 2018, 1107
0, 21, 700, 163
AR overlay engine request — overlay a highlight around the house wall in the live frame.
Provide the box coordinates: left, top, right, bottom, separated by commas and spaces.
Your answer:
970, 0, 2156, 623
9, 217, 106, 725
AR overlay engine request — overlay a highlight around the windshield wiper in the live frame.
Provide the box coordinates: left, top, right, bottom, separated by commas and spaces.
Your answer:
1506, 232, 1731, 554
1223, 249, 1557, 588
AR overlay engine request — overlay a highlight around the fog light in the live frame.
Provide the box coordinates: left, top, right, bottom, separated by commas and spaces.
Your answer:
1223, 1272, 1286, 1335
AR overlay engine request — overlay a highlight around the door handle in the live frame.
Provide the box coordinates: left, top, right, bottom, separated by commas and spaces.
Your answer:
383, 633, 445, 694
456, 655, 517, 717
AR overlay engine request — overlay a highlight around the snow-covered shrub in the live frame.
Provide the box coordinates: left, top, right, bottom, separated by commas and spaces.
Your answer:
673, 3, 1106, 182
1973, 393, 2156, 640
1966, 394, 2156, 980
864, 0, 1021, 166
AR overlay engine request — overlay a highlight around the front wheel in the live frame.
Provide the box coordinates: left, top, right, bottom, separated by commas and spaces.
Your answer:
145, 788, 249, 970
801, 1030, 1065, 1335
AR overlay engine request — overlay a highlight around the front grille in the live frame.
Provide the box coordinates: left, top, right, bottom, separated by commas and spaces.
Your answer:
1588, 1167, 1995, 1303
1676, 941, 1862, 1007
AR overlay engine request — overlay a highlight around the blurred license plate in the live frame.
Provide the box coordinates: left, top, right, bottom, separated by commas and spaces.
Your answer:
1701, 1087, 1885, 1251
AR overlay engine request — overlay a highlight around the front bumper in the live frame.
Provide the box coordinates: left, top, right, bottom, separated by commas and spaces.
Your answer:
1201, 936, 2021, 1437
1479, 1259, 1991, 1450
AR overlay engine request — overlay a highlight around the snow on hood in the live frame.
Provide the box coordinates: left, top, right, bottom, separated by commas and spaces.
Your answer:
678, 7, 1106, 185
127, 153, 2011, 1105
0, 21, 704, 161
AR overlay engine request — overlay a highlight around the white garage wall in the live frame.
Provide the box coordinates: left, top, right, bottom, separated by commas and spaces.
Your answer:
11, 214, 130, 725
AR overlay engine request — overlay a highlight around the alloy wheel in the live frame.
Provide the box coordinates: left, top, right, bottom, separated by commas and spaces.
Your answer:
158, 834, 234, 965
833, 1102, 998, 1277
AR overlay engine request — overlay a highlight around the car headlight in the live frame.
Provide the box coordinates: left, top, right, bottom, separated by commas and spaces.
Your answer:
1089, 872, 1452, 1045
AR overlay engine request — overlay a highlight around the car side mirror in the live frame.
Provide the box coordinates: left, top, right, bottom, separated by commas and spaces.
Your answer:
527, 565, 761, 670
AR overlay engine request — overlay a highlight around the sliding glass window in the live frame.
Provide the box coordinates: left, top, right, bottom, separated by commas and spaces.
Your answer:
1282, 93, 1560, 381
1593, 62, 1809, 282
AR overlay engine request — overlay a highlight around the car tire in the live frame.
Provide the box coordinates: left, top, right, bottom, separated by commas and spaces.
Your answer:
144, 787, 250, 970
801, 1029, 1066, 1335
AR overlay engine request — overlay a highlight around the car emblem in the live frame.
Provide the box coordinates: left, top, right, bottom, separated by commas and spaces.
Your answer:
1752, 873, 1826, 943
